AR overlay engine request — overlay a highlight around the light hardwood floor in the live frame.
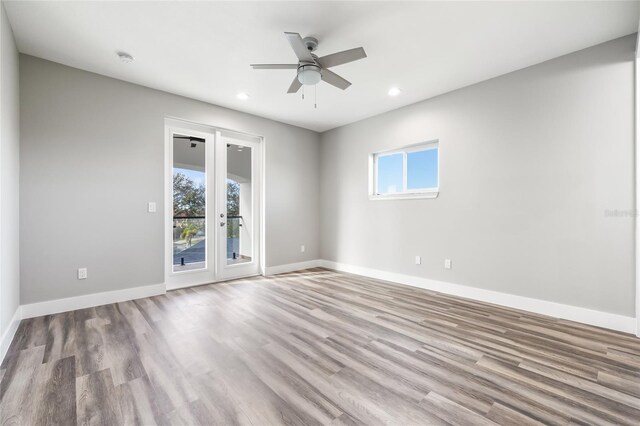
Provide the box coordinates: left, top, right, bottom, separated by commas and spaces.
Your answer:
1, 268, 639, 425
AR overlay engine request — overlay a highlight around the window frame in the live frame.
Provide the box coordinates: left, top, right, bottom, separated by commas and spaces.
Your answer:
369, 139, 439, 200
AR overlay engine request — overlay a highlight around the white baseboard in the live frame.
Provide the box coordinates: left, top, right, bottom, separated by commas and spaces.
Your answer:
318, 260, 637, 335
1, 306, 22, 364
3, 258, 635, 366
21, 283, 166, 320
265, 260, 322, 276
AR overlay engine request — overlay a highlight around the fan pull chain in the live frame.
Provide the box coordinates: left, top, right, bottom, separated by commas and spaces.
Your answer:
302, 85, 305, 100
314, 85, 317, 109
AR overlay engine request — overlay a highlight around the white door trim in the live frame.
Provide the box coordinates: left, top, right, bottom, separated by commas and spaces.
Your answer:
635, 32, 640, 337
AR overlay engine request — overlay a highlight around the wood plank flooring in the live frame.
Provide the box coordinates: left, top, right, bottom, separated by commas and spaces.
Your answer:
1, 268, 639, 425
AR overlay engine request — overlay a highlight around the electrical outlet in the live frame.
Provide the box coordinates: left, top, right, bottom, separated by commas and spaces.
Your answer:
415, 256, 421, 265
444, 259, 452, 269
78, 268, 88, 280
300, 245, 305, 253
147, 202, 157, 213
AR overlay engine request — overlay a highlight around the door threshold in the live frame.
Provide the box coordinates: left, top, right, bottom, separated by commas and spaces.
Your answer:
166, 273, 262, 291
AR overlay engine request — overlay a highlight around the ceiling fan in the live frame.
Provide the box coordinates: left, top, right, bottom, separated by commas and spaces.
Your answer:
174, 135, 205, 142
250, 32, 367, 93
174, 135, 205, 148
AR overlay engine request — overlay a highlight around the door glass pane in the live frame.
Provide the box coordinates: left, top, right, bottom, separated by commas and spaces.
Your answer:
227, 143, 252, 265
173, 134, 206, 272
376, 153, 403, 194
407, 148, 438, 190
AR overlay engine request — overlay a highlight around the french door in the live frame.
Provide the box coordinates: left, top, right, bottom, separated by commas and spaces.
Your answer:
165, 122, 262, 290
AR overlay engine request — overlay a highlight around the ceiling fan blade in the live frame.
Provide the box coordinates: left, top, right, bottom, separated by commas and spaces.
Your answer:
321, 69, 351, 90
250, 64, 298, 70
317, 47, 367, 68
284, 32, 314, 62
287, 76, 302, 93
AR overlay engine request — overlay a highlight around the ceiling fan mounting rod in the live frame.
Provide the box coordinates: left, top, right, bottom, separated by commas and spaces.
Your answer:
302, 36, 319, 52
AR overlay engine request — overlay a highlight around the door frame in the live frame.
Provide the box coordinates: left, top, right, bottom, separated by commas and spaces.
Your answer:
164, 118, 265, 290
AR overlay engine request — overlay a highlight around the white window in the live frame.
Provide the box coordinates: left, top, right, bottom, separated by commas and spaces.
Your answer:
369, 140, 439, 200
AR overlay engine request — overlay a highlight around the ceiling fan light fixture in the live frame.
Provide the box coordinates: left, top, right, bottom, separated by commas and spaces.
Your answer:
236, 92, 249, 100
297, 64, 322, 86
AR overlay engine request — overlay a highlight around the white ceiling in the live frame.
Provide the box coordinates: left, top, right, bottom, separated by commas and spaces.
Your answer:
5, 1, 639, 132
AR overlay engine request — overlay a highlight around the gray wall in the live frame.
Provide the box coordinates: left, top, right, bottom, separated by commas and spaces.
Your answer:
0, 2, 20, 337
320, 35, 636, 316
20, 55, 320, 304
16, 34, 638, 316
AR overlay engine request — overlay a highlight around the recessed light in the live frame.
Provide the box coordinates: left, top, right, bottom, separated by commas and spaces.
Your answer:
117, 51, 134, 63
388, 87, 401, 96
237, 92, 249, 100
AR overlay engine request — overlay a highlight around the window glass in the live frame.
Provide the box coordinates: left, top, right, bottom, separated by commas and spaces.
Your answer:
226, 143, 253, 265
376, 153, 403, 194
370, 141, 439, 199
173, 134, 206, 272
407, 148, 438, 190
